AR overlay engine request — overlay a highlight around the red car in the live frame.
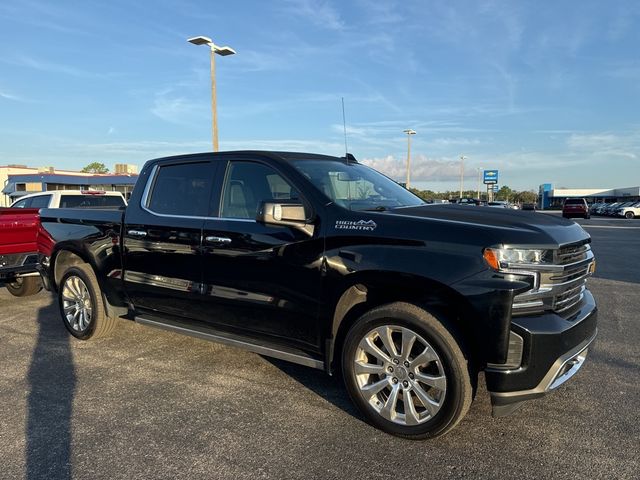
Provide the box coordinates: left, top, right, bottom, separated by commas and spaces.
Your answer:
0, 208, 43, 296
562, 198, 590, 219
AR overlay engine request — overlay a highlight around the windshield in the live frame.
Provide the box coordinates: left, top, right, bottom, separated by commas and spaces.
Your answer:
291, 160, 424, 211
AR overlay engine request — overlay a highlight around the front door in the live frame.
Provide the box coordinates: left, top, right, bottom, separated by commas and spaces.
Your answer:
199, 160, 324, 353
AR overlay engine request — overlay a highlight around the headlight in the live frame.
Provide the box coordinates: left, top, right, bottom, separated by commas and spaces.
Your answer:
483, 247, 552, 270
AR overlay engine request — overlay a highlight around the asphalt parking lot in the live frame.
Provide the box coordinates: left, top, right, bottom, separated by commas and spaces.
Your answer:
1, 215, 638, 480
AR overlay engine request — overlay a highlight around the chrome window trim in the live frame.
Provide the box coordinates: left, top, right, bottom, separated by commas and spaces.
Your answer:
139, 163, 256, 223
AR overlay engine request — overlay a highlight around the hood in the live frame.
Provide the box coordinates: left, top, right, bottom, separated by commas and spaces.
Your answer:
379, 204, 590, 248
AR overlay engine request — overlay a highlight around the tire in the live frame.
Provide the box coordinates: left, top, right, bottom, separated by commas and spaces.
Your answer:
58, 263, 117, 339
6, 276, 42, 297
625, 211, 634, 219
341, 302, 473, 439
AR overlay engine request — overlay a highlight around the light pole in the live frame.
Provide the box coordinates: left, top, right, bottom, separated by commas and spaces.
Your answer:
476, 166, 483, 200
188, 36, 236, 152
459, 155, 467, 199
403, 129, 416, 188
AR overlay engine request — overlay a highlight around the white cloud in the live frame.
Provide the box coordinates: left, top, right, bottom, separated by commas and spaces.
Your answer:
361, 154, 462, 182
282, 0, 345, 30
150, 89, 207, 125
0, 90, 27, 102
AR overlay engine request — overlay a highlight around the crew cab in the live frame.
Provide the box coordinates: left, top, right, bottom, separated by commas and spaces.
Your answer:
0, 208, 42, 296
38, 151, 598, 439
11, 190, 126, 209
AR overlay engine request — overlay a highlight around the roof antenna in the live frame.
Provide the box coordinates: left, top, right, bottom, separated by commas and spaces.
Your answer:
342, 97, 350, 163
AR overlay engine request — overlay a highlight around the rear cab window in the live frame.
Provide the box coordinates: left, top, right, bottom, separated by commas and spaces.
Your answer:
59, 194, 125, 209
146, 162, 216, 217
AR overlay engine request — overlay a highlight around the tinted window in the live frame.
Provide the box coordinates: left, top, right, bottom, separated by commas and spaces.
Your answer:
564, 199, 586, 205
60, 195, 125, 209
147, 162, 215, 216
220, 162, 301, 219
29, 195, 52, 208
11, 198, 29, 208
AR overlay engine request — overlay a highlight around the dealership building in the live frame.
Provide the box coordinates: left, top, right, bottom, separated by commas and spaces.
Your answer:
1, 164, 139, 206
539, 184, 640, 209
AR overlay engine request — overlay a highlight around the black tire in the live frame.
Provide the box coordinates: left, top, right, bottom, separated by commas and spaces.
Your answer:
6, 276, 42, 297
625, 211, 634, 219
341, 302, 473, 439
58, 264, 117, 339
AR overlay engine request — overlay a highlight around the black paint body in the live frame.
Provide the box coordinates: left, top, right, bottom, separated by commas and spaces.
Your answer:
39, 152, 597, 399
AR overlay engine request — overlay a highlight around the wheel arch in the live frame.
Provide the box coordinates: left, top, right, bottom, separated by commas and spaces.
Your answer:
327, 272, 478, 374
51, 246, 127, 318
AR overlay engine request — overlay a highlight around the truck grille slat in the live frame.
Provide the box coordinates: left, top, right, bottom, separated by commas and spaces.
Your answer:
512, 241, 593, 317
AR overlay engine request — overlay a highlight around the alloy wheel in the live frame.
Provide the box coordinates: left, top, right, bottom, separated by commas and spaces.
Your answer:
61, 275, 93, 332
353, 325, 447, 425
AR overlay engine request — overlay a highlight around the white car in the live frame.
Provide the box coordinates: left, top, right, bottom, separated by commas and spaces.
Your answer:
616, 201, 640, 219
10, 190, 127, 209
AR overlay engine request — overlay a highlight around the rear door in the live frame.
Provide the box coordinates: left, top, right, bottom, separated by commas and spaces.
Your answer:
199, 159, 324, 352
123, 159, 218, 318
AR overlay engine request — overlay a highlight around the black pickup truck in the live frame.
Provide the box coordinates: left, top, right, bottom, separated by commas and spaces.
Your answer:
38, 151, 597, 439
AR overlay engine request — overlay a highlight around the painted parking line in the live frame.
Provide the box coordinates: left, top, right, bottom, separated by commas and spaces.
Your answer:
581, 225, 640, 229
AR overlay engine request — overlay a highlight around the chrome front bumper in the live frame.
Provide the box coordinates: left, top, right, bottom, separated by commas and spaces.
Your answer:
490, 330, 596, 417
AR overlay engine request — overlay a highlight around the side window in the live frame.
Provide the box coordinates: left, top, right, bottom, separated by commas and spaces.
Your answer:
29, 195, 52, 208
147, 162, 215, 217
220, 162, 301, 219
11, 198, 30, 208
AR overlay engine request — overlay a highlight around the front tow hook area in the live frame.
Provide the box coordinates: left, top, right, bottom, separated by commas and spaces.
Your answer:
489, 331, 596, 417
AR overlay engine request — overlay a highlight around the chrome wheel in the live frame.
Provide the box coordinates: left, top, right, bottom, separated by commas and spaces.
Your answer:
354, 325, 447, 425
61, 275, 93, 332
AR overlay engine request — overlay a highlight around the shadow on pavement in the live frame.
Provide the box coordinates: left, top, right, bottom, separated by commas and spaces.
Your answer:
26, 296, 76, 480
264, 357, 362, 419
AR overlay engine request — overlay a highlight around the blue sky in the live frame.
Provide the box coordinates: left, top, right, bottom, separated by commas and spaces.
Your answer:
0, 0, 638, 191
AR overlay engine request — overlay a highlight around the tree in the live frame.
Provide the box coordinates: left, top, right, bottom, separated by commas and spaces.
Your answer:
81, 162, 109, 174
496, 185, 513, 201
513, 190, 538, 204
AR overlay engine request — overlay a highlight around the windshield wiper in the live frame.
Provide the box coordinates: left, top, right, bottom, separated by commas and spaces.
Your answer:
361, 205, 390, 212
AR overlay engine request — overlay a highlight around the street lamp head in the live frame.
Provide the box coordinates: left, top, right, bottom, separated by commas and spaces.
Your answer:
215, 46, 236, 56
188, 36, 236, 56
188, 36, 213, 46
403, 129, 416, 135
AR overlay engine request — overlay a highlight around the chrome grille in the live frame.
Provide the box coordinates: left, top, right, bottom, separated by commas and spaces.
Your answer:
555, 242, 590, 265
511, 242, 594, 316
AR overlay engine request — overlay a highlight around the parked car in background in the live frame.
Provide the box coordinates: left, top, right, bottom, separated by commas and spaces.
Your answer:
521, 203, 537, 211
616, 201, 640, 219
603, 202, 623, 216
562, 198, 590, 219
10, 190, 126, 209
455, 197, 481, 206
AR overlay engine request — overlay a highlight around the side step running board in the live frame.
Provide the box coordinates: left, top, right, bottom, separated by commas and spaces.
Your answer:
135, 314, 324, 370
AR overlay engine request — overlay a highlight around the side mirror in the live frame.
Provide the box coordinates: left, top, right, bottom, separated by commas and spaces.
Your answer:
257, 201, 314, 237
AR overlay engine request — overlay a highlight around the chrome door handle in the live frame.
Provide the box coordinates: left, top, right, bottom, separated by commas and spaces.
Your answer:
205, 235, 232, 245
127, 230, 147, 238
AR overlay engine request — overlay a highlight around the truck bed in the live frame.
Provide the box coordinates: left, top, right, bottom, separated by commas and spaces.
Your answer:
0, 208, 40, 255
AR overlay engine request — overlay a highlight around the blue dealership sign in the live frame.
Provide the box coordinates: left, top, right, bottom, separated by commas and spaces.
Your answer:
483, 170, 499, 184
